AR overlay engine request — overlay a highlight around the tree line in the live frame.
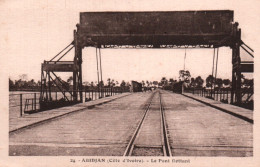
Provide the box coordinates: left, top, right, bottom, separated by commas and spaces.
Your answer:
9, 71, 253, 92
159, 70, 253, 90
9, 77, 132, 91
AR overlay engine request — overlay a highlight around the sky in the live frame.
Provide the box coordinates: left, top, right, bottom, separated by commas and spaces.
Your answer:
0, 0, 257, 84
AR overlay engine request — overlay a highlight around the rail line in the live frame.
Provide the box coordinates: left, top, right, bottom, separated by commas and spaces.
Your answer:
123, 90, 171, 156
159, 91, 172, 156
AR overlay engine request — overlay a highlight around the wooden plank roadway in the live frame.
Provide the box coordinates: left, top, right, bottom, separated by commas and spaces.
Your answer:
161, 90, 253, 157
9, 92, 153, 156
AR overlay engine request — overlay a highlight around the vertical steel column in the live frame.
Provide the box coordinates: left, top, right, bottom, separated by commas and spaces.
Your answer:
73, 30, 78, 102
231, 47, 236, 104
231, 23, 242, 105
236, 28, 242, 105
78, 48, 83, 102
48, 72, 51, 101
34, 93, 36, 111
73, 29, 83, 102
20, 94, 23, 117
40, 64, 43, 102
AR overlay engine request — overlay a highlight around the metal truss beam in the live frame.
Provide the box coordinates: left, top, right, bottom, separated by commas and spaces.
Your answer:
100, 44, 216, 49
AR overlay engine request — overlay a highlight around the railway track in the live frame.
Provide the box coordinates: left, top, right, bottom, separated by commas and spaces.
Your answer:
123, 90, 171, 156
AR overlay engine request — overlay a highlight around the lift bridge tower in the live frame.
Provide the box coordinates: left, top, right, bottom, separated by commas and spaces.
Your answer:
40, 10, 253, 110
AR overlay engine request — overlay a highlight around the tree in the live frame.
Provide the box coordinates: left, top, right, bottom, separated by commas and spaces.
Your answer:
126, 81, 131, 87
37, 80, 41, 87
146, 80, 150, 86
206, 75, 214, 88
160, 77, 168, 86
223, 79, 231, 87
179, 70, 191, 83
142, 80, 145, 87
190, 77, 195, 88
153, 81, 158, 86
106, 78, 115, 87
107, 78, 111, 87
90, 81, 94, 87
120, 80, 126, 87
169, 78, 175, 85
110, 79, 115, 87
215, 78, 223, 88
9, 78, 14, 90
28, 79, 36, 87
97, 81, 104, 87
195, 76, 204, 88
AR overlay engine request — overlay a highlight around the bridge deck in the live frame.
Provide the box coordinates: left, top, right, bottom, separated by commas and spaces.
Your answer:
182, 92, 253, 121
9, 93, 131, 132
9, 90, 253, 156
162, 91, 253, 156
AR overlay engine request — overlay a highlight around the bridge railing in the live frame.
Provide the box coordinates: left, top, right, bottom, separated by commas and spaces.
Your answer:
190, 88, 231, 103
9, 87, 125, 118
9, 92, 41, 118
184, 87, 253, 110
84, 87, 123, 101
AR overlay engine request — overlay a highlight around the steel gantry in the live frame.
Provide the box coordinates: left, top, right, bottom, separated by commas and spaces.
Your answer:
40, 10, 253, 109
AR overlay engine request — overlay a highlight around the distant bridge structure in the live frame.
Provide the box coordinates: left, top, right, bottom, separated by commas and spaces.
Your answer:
40, 10, 253, 109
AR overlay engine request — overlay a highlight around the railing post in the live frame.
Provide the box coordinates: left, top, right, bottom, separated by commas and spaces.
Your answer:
32, 99, 33, 111
20, 94, 23, 117
34, 93, 36, 111
227, 89, 229, 103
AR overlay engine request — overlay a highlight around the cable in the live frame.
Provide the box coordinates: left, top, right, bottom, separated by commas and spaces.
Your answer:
214, 48, 219, 90
184, 49, 186, 71
99, 48, 103, 87
96, 48, 100, 87
212, 48, 216, 78
211, 48, 216, 96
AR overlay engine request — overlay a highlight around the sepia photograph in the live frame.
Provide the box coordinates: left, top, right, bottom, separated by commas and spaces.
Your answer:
0, 0, 259, 166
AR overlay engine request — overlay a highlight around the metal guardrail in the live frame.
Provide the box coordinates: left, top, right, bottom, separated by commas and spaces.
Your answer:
190, 88, 230, 103
9, 87, 126, 117
9, 92, 40, 117
185, 87, 253, 110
